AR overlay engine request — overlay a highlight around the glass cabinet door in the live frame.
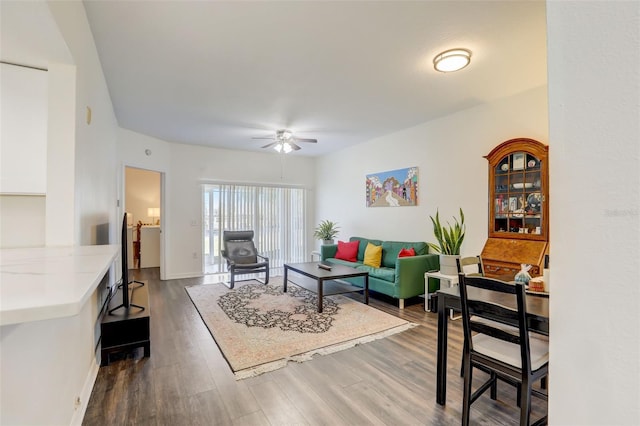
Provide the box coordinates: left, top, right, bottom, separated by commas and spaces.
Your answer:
493, 152, 543, 235
485, 138, 549, 242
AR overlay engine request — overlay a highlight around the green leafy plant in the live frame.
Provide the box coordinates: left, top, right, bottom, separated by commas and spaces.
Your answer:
313, 220, 340, 241
428, 208, 465, 255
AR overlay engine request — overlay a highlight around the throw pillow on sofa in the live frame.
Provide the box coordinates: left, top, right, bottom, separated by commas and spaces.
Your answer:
363, 242, 383, 268
335, 240, 359, 262
398, 247, 416, 257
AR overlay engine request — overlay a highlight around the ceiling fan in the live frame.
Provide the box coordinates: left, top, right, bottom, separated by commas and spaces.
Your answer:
252, 129, 317, 153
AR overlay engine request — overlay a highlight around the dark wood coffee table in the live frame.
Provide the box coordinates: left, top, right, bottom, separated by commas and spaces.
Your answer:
283, 262, 369, 313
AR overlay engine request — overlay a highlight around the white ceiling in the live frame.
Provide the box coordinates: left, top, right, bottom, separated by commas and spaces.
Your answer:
2, 1, 548, 157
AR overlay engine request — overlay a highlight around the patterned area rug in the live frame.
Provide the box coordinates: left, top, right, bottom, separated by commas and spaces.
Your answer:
185, 277, 415, 379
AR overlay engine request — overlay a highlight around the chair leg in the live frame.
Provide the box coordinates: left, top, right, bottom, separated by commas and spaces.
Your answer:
490, 372, 498, 400
460, 339, 468, 377
462, 358, 473, 426
519, 378, 532, 426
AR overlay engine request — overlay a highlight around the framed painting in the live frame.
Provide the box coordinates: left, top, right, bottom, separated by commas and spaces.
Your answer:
366, 167, 418, 207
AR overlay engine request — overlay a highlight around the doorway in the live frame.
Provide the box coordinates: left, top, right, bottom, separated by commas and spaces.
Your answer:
124, 167, 163, 275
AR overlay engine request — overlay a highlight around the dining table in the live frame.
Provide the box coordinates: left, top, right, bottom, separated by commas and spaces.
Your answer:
435, 284, 549, 405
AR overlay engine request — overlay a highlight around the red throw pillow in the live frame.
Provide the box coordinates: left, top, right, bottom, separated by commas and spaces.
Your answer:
335, 240, 359, 262
398, 247, 416, 258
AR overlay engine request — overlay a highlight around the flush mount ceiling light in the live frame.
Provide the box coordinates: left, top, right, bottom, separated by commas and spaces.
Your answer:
433, 48, 472, 73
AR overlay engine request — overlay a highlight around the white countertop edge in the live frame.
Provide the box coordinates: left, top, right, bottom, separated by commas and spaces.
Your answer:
0, 301, 79, 326
0, 245, 119, 326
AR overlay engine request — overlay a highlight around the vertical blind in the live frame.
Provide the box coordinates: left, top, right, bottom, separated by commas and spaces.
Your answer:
203, 184, 307, 274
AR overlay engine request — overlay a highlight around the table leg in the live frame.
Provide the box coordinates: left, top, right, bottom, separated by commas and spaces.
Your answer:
283, 266, 288, 292
317, 278, 323, 313
436, 292, 448, 405
364, 275, 369, 305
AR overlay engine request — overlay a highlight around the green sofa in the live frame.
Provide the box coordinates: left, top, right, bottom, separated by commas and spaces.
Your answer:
320, 236, 439, 309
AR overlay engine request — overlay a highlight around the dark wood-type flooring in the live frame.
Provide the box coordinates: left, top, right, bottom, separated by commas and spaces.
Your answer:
83, 268, 547, 425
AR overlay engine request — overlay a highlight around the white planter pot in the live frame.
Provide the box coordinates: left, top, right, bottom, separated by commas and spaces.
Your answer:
322, 239, 335, 245
439, 254, 460, 276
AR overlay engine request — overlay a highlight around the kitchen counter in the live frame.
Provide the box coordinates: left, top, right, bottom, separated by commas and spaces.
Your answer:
0, 245, 119, 325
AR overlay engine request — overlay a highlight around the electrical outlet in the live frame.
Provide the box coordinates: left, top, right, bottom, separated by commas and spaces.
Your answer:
74, 397, 81, 408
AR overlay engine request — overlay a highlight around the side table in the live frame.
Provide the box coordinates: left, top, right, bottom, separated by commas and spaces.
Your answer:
424, 270, 460, 319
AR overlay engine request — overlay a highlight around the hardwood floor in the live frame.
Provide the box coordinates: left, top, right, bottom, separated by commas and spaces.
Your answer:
83, 268, 547, 425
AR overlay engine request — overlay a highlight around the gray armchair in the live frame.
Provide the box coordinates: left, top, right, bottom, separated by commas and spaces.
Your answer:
221, 230, 269, 289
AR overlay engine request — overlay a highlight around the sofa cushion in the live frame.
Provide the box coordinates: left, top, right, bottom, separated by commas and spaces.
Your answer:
398, 247, 416, 257
363, 243, 383, 268
335, 240, 359, 262
357, 264, 396, 282
350, 237, 383, 261
381, 241, 428, 267
325, 258, 362, 268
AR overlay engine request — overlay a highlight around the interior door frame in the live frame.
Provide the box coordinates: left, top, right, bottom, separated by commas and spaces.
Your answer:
120, 164, 166, 280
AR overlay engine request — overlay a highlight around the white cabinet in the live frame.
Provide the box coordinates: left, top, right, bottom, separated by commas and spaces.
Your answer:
140, 226, 160, 268
0, 63, 48, 195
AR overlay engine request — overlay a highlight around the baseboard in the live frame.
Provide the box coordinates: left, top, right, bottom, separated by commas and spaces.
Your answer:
165, 271, 204, 280
69, 359, 99, 426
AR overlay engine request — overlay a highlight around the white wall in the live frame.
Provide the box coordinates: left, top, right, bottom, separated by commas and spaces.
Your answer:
46, 62, 76, 246
48, 1, 119, 247
547, 1, 640, 424
0, 195, 46, 247
118, 130, 317, 279
315, 86, 549, 255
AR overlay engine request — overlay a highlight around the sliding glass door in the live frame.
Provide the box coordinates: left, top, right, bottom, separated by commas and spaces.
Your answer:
203, 184, 307, 275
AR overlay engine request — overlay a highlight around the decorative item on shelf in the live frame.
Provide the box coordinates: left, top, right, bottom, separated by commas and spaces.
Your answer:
514, 264, 532, 284
512, 152, 525, 170
428, 208, 465, 275
147, 207, 160, 225
528, 159, 537, 168
512, 182, 533, 189
528, 276, 545, 292
526, 192, 542, 214
500, 163, 509, 172
313, 220, 340, 245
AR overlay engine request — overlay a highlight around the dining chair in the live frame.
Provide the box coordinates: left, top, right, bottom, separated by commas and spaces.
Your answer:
459, 274, 549, 426
456, 255, 484, 276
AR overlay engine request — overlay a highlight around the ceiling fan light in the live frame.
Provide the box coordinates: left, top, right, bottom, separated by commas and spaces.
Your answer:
274, 143, 283, 152
283, 142, 292, 153
433, 48, 472, 72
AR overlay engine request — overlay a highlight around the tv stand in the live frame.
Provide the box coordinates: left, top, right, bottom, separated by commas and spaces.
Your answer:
101, 283, 150, 366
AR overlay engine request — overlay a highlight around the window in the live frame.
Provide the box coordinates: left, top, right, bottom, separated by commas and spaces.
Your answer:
203, 183, 307, 275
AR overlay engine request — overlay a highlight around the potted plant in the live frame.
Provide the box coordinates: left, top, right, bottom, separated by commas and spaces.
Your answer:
313, 220, 340, 245
428, 208, 465, 275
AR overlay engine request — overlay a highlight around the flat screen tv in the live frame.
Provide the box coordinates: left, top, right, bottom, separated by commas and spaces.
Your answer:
109, 213, 145, 314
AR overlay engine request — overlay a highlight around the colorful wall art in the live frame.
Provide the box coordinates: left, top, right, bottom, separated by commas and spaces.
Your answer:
366, 166, 418, 207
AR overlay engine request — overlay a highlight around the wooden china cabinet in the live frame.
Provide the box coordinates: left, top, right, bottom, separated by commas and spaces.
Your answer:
481, 138, 549, 278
